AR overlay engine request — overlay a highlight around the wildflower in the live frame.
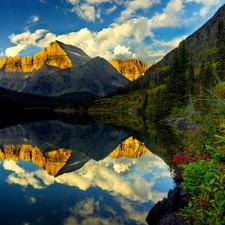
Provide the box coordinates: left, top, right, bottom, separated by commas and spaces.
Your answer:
202, 200, 208, 205
178, 215, 184, 221
172, 153, 188, 164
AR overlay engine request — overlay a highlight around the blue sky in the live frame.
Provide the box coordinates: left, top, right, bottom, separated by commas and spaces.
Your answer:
1, 0, 225, 64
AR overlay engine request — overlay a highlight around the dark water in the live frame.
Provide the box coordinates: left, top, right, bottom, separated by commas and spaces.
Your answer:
0, 112, 175, 225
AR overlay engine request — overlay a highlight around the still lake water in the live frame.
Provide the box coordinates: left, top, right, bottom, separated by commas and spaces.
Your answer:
0, 112, 175, 225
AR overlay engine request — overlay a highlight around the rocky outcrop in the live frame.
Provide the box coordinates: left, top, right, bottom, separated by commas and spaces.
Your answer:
32, 41, 73, 70
109, 136, 152, 158
109, 59, 150, 81
146, 186, 190, 225
146, 169, 189, 225
21, 56, 33, 72
0, 41, 91, 72
0, 145, 71, 176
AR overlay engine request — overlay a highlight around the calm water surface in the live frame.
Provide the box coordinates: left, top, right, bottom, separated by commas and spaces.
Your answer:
0, 114, 174, 225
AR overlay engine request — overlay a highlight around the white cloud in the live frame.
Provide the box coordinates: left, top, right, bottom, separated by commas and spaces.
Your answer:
113, 162, 131, 173
72, 197, 95, 217
28, 15, 40, 24
67, 0, 109, 22
153, 35, 187, 50
66, 0, 79, 4
3, 160, 24, 173
113, 45, 135, 59
63, 194, 155, 225
3, 151, 172, 203
9, 29, 48, 46
72, 4, 100, 22
3, 160, 48, 189
5, 44, 25, 57
85, 0, 112, 4
184, 0, 223, 17
63, 196, 148, 225
117, 0, 160, 22
3, 0, 199, 62
105, 5, 117, 15
148, 0, 184, 28
5, 29, 48, 56
3, 20, 186, 63
4, 14, 155, 61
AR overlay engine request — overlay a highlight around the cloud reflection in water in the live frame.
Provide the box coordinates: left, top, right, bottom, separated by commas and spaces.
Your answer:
2, 152, 173, 225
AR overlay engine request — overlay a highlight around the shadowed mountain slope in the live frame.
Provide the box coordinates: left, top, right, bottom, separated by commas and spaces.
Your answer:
0, 41, 129, 99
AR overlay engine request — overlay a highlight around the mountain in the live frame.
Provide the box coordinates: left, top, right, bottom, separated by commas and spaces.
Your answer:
22, 56, 129, 97
0, 41, 129, 99
0, 41, 91, 72
109, 59, 152, 81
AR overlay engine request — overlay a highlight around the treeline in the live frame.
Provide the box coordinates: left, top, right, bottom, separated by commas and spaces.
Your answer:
0, 86, 95, 110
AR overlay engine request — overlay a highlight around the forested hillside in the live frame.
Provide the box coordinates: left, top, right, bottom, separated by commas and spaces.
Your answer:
91, 9, 225, 119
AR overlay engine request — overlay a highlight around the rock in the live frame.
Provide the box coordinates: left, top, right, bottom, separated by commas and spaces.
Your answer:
0, 57, 7, 69
173, 168, 184, 183
166, 187, 181, 212
33, 41, 73, 70
146, 186, 190, 225
109, 58, 150, 81
21, 56, 33, 72
0, 40, 91, 72
157, 213, 185, 225
161, 117, 197, 131
146, 197, 167, 225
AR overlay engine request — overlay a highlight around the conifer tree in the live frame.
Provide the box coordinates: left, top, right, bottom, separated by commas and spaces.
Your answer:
165, 44, 189, 111
203, 63, 214, 91
216, 20, 225, 82
187, 64, 195, 97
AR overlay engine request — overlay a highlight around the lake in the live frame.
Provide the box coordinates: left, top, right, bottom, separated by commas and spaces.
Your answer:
0, 111, 175, 225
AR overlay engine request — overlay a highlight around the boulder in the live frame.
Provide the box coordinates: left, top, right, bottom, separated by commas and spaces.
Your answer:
146, 186, 190, 225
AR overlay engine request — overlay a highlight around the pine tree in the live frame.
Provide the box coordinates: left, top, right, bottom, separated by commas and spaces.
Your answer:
187, 64, 195, 97
216, 20, 225, 82
165, 44, 189, 111
203, 62, 214, 91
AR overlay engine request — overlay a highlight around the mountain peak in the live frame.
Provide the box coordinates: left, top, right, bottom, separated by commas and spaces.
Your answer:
109, 58, 149, 81
0, 41, 91, 72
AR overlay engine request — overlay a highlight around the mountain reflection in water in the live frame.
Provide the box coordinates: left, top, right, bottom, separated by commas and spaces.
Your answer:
0, 117, 174, 225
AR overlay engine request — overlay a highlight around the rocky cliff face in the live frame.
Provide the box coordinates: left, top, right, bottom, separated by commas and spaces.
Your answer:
109, 59, 150, 81
0, 41, 91, 72
109, 137, 152, 158
0, 145, 71, 176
